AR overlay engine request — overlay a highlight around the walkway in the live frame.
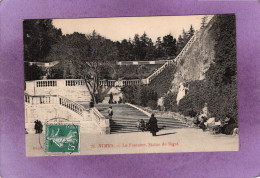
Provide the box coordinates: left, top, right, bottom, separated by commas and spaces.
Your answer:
26, 128, 239, 156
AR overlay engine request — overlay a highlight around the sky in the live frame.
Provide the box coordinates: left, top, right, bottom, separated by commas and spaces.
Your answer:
52, 15, 207, 42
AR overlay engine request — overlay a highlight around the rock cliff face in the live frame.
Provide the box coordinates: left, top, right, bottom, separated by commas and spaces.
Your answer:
171, 16, 216, 92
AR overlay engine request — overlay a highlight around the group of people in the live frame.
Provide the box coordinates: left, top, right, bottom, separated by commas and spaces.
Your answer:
108, 93, 123, 104
34, 120, 43, 134
193, 115, 238, 135
136, 114, 159, 136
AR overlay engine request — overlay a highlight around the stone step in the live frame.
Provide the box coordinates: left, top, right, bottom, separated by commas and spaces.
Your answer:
110, 126, 186, 131
110, 125, 186, 129
110, 120, 185, 125
110, 127, 185, 133
110, 123, 187, 128
115, 117, 183, 121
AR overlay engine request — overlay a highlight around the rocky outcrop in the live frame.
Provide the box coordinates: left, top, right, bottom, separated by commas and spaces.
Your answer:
171, 16, 216, 92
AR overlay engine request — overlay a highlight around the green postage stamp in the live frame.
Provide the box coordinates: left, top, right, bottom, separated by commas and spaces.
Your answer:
45, 124, 80, 153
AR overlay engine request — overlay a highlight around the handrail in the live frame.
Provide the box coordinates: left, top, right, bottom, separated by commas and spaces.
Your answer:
91, 107, 106, 125
24, 93, 87, 116
143, 30, 199, 84
58, 95, 86, 116
24, 93, 110, 134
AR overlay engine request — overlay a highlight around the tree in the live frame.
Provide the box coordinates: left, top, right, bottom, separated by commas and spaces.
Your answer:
145, 38, 156, 60
162, 34, 177, 57
177, 35, 184, 54
200, 16, 208, 29
117, 39, 134, 61
47, 31, 118, 103
204, 14, 237, 122
133, 34, 141, 60
23, 19, 62, 62
188, 25, 195, 39
24, 63, 45, 81
155, 37, 165, 58
182, 29, 189, 45
77, 31, 118, 103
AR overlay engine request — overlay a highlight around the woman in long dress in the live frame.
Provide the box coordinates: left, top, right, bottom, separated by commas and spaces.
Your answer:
148, 114, 158, 136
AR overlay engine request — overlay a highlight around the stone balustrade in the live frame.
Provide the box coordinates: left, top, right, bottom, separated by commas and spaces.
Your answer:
99, 80, 116, 87
25, 79, 91, 104
59, 96, 85, 116
26, 79, 86, 92
99, 79, 140, 87
117, 60, 170, 65
24, 94, 110, 134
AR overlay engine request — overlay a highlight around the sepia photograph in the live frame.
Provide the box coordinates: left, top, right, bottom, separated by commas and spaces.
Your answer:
23, 14, 239, 156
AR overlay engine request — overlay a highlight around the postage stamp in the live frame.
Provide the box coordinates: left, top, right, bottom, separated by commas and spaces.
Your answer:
45, 124, 80, 153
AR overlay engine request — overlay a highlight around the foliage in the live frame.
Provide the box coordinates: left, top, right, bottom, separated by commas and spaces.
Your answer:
204, 14, 237, 122
163, 92, 178, 112
23, 19, 62, 62
121, 85, 158, 109
162, 34, 177, 57
114, 64, 162, 80
24, 63, 45, 81
173, 15, 237, 122
178, 81, 206, 117
46, 31, 118, 102
200, 16, 208, 29
149, 64, 176, 97
48, 67, 63, 79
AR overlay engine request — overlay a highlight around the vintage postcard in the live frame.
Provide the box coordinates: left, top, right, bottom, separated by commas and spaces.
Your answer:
24, 14, 238, 156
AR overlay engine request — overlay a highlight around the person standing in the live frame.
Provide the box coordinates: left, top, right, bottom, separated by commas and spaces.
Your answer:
34, 120, 39, 134
108, 106, 113, 119
148, 114, 158, 136
109, 93, 113, 104
38, 120, 43, 133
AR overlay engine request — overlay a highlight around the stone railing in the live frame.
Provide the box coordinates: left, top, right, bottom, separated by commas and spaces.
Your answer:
99, 79, 141, 87
143, 30, 199, 85
99, 80, 116, 87
25, 79, 86, 95
117, 60, 170, 65
144, 60, 175, 84
121, 79, 140, 86
24, 93, 110, 134
25, 79, 91, 104
65, 79, 85, 86
173, 31, 198, 64
58, 95, 86, 116
24, 60, 60, 67
91, 107, 110, 134
24, 94, 86, 116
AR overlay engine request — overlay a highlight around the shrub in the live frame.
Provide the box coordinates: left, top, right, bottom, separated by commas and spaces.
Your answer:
204, 14, 238, 123
122, 85, 158, 108
163, 92, 178, 112
147, 100, 157, 110
149, 64, 176, 97
178, 81, 206, 117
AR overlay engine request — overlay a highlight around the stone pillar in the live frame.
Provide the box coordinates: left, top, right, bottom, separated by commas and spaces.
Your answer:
100, 119, 110, 134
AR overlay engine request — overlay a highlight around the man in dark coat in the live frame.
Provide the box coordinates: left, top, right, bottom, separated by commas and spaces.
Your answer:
148, 114, 158, 136
34, 120, 39, 134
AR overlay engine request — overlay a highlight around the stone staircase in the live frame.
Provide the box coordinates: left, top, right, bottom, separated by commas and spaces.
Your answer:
95, 104, 187, 134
